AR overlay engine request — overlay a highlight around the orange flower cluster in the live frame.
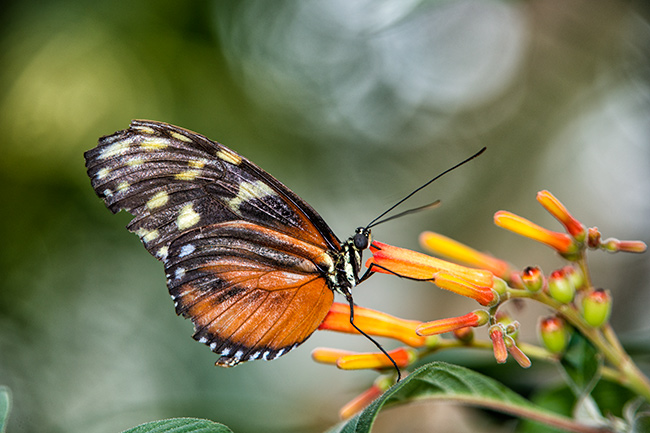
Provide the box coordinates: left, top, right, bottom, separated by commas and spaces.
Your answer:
314, 190, 646, 419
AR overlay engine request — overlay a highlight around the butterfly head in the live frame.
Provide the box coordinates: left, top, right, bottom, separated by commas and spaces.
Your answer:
353, 226, 371, 250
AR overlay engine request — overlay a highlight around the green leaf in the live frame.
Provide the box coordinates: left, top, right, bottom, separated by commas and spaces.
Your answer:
328, 362, 593, 433
560, 333, 601, 395
0, 386, 10, 433
122, 418, 234, 433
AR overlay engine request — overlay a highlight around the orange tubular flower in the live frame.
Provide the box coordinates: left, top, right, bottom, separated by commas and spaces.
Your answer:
419, 231, 510, 279
367, 241, 496, 305
339, 376, 394, 420
311, 348, 355, 365
536, 190, 585, 239
494, 211, 576, 255
318, 302, 426, 348
336, 347, 416, 370
433, 272, 497, 306
416, 310, 489, 336
601, 238, 648, 254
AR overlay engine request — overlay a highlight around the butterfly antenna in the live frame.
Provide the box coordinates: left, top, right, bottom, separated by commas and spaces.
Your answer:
346, 293, 402, 382
366, 147, 486, 229
367, 200, 441, 229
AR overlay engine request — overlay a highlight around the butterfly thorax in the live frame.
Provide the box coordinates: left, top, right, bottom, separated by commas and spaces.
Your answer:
328, 227, 370, 297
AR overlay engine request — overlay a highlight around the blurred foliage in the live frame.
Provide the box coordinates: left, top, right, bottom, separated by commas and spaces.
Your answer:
1, 0, 649, 432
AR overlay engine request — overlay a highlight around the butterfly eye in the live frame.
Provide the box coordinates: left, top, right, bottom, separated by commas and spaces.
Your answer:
353, 229, 369, 250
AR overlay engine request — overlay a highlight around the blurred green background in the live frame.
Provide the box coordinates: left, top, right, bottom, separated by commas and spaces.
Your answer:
1, 1, 649, 432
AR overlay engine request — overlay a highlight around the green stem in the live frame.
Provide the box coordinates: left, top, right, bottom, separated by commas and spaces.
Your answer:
507, 288, 650, 402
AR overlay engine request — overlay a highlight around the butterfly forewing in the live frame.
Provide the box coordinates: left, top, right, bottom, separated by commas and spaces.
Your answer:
84, 120, 341, 365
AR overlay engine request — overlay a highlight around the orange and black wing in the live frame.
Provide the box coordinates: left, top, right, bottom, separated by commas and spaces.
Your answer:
84, 120, 340, 365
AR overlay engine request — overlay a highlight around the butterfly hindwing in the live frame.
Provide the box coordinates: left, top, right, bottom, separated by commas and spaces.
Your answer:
84, 120, 341, 365
166, 221, 335, 364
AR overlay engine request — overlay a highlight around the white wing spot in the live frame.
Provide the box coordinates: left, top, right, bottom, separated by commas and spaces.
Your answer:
178, 244, 195, 258
140, 137, 169, 151
116, 181, 130, 192
143, 229, 159, 243
136, 228, 159, 243
156, 246, 169, 260
263, 350, 271, 360
228, 180, 276, 215
176, 203, 200, 230
96, 167, 111, 179
169, 131, 193, 142
100, 139, 131, 159
175, 169, 201, 181
210, 342, 218, 351
216, 149, 242, 165
188, 159, 207, 169
132, 125, 156, 134
126, 156, 144, 167
103, 188, 113, 198
198, 336, 208, 344
174, 267, 186, 280
146, 191, 170, 210
234, 350, 244, 360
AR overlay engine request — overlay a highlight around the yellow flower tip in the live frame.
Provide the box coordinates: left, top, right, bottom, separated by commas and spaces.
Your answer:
368, 241, 494, 288
336, 347, 415, 370
433, 272, 497, 306
416, 310, 489, 336
419, 231, 511, 278
318, 302, 426, 348
489, 325, 508, 364
494, 211, 575, 254
311, 347, 355, 365
536, 190, 585, 239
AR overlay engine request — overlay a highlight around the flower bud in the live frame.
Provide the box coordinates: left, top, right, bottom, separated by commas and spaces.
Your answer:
489, 325, 508, 364
505, 336, 531, 368
521, 266, 544, 292
587, 227, 601, 249
562, 266, 584, 291
539, 316, 570, 354
600, 238, 647, 254
581, 288, 612, 328
547, 269, 575, 304
495, 311, 519, 339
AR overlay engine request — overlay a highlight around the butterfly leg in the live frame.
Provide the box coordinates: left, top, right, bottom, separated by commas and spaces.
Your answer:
365, 262, 436, 282
343, 290, 402, 382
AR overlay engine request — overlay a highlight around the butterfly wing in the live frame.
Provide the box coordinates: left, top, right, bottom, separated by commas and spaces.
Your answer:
84, 120, 340, 365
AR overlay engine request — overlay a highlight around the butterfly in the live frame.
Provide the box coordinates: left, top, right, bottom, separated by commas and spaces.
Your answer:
85, 120, 384, 368
85, 120, 484, 371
